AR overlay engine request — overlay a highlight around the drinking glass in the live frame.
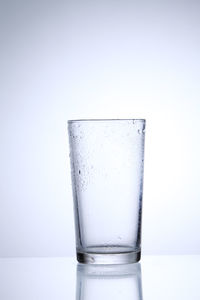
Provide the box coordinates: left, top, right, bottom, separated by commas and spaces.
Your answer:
68, 119, 146, 264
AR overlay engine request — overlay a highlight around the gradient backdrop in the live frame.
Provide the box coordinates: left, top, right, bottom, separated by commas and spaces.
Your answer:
0, 0, 199, 257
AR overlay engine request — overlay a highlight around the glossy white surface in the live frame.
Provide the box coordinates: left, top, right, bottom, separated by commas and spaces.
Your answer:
0, 256, 199, 299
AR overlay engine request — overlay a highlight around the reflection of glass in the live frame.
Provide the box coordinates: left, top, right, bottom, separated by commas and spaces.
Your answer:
76, 263, 143, 300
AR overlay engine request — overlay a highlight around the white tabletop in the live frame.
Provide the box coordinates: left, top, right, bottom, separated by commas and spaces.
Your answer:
0, 255, 199, 299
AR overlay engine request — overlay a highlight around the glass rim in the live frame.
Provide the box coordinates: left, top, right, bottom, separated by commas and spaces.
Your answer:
68, 118, 146, 123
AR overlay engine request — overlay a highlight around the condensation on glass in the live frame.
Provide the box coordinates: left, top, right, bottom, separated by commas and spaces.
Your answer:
68, 119, 146, 264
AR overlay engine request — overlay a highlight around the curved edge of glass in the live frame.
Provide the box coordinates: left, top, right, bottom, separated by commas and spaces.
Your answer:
68, 119, 146, 123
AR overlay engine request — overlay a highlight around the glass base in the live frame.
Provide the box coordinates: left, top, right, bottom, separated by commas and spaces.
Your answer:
77, 250, 141, 264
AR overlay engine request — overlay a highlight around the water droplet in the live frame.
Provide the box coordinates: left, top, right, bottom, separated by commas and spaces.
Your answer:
132, 120, 135, 124
90, 257, 95, 262
118, 236, 122, 240
138, 129, 142, 134
142, 128, 145, 133
78, 170, 81, 174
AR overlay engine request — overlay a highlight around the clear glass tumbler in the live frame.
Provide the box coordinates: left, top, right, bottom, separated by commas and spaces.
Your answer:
68, 119, 146, 264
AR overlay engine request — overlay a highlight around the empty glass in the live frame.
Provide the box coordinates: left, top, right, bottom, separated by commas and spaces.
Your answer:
68, 119, 146, 264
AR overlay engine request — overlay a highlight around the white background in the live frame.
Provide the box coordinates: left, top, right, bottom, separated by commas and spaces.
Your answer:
0, 0, 199, 257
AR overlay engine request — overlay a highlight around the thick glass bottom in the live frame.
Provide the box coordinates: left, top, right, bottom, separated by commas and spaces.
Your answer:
77, 248, 141, 264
